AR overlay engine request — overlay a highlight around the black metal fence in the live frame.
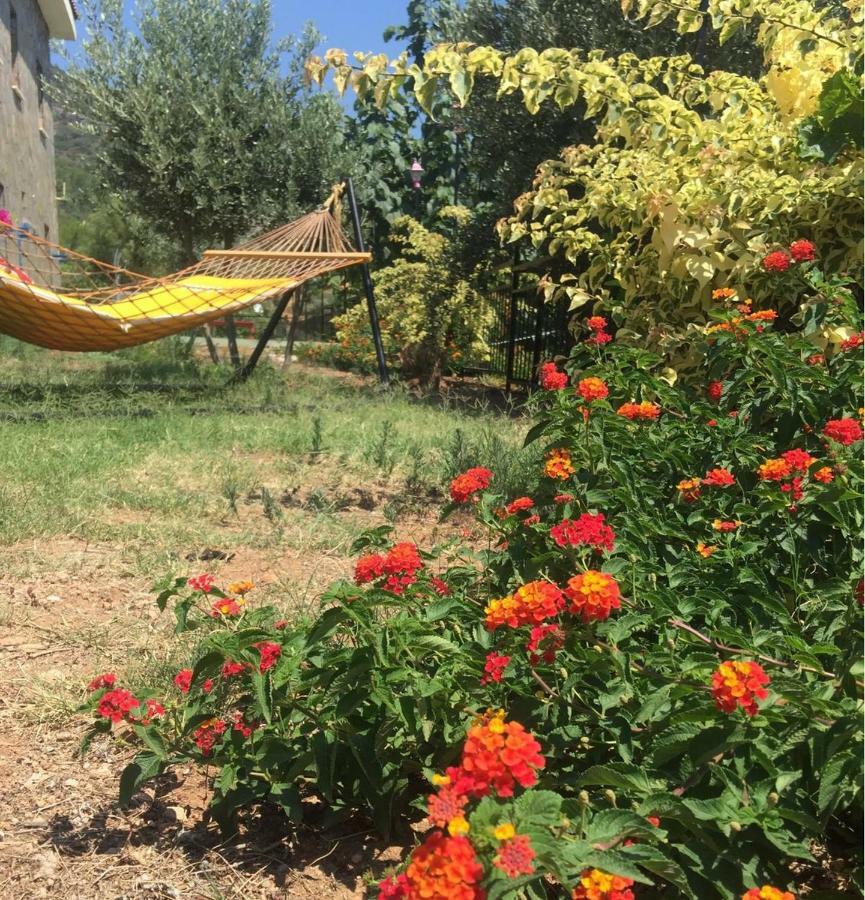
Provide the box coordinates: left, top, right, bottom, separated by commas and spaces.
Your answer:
467, 257, 574, 391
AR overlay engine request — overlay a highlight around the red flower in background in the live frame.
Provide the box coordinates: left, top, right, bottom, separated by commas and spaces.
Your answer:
550, 513, 615, 552
781, 449, 816, 472
187, 573, 215, 593
96, 688, 140, 723
505, 496, 534, 515
174, 669, 193, 693
539, 361, 568, 390
757, 458, 792, 482
706, 380, 723, 403
480, 652, 510, 685
403, 833, 484, 900
431, 576, 451, 596
450, 467, 493, 503
577, 377, 609, 403
544, 448, 575, 479
494, 834, 536, 877
762, 251, 791, 273
194, 718, 227, 755
254, 641, 282, 672
459, 711, 545, 797
703, 467, 735, 487
742, 885, 796, 900
564, 571, 622, 622
87, 673, 116, 692
617, 401, 660, 421
711, 660, 770, 716
586, 316, 608, 332
839, 331, 863, 352
527, 623, 565, 666
221, 660, 247, 678
789, 239, 816, 262
572, 868, 635, 900
210, 596, 244, 617
823, 418, 863, 446
807, 353, 825, 365
677, 477, 702, 502
485, 581, 565, 630
811, 466, 834, 484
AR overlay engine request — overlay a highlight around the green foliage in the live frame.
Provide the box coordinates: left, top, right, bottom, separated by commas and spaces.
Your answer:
309, 0, 863, 348
56, 0, 350, 263
333, 208, 495, 385
85, 253, 862, 896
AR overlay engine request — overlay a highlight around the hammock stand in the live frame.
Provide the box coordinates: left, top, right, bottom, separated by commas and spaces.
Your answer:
0, 178, 389, 384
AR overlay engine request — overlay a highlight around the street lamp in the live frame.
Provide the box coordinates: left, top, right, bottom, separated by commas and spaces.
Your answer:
408, 159, 424, 190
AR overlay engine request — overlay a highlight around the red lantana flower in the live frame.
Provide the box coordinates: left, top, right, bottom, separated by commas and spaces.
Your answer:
194, 718, 227, 755
526, 623, 565, 666
839, 331, 863, 352
585, 330, 613, 345
762, 251, 791, 273
617, 401, 660, 421
505, 496, 534, 515
539, 361, 568, 390
87, 673, 117, 692
564, 571, 622, 622
485, 581, 565, 630
789, 239, 816, 262
742, 885, 796, 900
706, 380, 723, 403
711, 660, 770, 716
572, 868, 635, 900
757, 458, 793, 482
577, 377, 609, 402
403, 832, 485, 900
677, 477, 702, 502
450, 467, 493, 503
174, 669, 193, 693
811, 466, 834, 484
544, 448, 575, 480
254, 641, 281, 672
494, 834, 536, 877
703, 467, 735, 487
480, 652, 510, 685
781, 449, 816, 472
97, 688, 140, 723
459, 711, 545, 797
550, 513, 615, 552
221, 660, 247, 678
210, 596, 244, 617
586, 316, 608, 332
187, 573, 215, 593
823, 418, 863, 446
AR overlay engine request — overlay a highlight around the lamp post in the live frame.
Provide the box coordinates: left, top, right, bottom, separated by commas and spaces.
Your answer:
408, 159, 424, 190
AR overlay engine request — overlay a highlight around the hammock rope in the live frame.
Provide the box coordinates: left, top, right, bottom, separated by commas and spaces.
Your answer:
0, 184, 370, 353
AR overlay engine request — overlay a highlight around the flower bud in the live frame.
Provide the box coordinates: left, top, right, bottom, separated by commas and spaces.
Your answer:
767, 792, 779, 807
729, 821, 742, 832
579, 736, 590, 746
603, 789, 617, 806
578, 790, 591, 806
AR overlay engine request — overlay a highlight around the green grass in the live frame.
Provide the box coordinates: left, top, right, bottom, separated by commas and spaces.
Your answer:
0, 338, 537, 555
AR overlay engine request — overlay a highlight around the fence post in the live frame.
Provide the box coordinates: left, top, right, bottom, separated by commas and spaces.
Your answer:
504, 247, 520, 393
530, 283, 546, 384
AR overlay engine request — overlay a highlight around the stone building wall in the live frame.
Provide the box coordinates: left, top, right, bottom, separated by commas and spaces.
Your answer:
0, 0, 60, 285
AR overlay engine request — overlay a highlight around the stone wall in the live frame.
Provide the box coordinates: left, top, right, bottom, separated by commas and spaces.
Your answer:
0, 0, 60, 285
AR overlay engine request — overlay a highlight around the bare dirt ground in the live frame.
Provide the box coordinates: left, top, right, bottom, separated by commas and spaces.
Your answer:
0, 487, 472, 899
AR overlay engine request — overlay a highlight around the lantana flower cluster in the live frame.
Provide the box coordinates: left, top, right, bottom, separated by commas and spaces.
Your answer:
761, 238, 816, 273
451, 467, 494, 503
711, 660, 771, 717
355, 541, 424, 594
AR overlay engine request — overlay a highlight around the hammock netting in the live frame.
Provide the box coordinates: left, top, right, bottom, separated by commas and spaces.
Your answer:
0, 187, 368, 352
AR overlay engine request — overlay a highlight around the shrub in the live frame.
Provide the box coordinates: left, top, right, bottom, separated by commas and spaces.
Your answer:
84, 254, 862, 897
333, 207, 496, 386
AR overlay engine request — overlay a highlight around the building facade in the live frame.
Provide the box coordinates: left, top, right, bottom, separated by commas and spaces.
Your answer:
0, 0, 76, 281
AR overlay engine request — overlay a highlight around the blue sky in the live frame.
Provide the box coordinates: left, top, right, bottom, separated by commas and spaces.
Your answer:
64, 0, 409, 61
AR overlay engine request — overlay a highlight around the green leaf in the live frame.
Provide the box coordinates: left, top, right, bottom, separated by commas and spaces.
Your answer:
514, 790, 562, 827
578, 763, 662, 794
119, 752, 164, 808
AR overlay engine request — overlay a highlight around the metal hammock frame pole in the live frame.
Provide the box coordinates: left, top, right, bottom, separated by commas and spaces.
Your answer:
344, 176, 390, 387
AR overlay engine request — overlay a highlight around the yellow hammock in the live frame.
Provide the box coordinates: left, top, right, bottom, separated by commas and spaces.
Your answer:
0, 187, 369, 352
